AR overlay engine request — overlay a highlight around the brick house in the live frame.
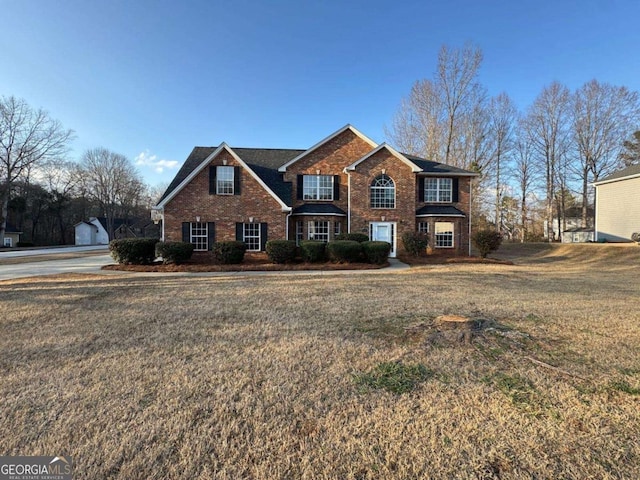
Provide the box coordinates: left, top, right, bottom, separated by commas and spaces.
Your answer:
152, 125, 478, 257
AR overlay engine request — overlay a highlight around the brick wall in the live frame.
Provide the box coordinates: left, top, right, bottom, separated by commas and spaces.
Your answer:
349, 149, 416, 254
164, 149, 287, 245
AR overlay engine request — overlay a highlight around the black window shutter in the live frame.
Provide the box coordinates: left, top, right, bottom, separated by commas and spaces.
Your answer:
296, 175, 304, 200
209, 166, 216, 194
333, 175, 340, 200
234, 166, 241, 195
418, 177, 425, 202
207, 222, 215, 250
452, 178, 459, 203
235, 222, 244, 241
182, 222, 190, 242
260, 223, 268, 251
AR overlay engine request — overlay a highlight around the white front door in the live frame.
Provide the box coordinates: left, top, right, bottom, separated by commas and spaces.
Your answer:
370, 222, 396, 258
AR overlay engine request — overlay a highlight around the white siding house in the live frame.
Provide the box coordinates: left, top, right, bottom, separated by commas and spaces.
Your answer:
593, 165, 640, 242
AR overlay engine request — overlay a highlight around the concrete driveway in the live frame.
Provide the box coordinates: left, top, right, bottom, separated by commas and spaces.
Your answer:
0, 246, 112, 281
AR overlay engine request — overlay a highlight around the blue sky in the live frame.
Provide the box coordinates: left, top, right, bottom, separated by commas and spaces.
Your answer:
2, 0, 639, 187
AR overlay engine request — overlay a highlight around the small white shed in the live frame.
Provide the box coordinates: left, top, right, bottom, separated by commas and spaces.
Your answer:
74, 218, 110, 245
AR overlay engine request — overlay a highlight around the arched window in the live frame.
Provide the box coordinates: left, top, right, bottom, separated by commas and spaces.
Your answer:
370, 174, 395, 209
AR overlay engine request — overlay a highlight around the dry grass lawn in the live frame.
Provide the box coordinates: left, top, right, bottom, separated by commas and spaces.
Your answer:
1, 243, 639, 479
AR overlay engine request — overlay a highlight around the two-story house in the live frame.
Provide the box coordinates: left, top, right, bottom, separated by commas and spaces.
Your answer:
152, 125, 478, 257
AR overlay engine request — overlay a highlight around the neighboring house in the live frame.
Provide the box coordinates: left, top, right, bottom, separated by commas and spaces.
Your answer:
114, 219, 161, 240
593, 164, 640, 242
152, 125, 478, 257
2, 223, 22, 247
545, 206, 595, 243
75, 217, 138, 245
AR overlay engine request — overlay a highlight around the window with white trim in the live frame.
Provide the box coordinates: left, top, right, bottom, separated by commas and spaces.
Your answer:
334, 221, 342, 237
296, 221, 304, 246
424, 178, 452, 202
4, 237, 12, 247
370, 174, 395, 209
418, 222, 429, 234
191, 222, 208, 251
308, 220, 329, 242
216, 166, 234, 195
243, 223, 261, 251
303, 175, 333, 200
435, 222, 454, 248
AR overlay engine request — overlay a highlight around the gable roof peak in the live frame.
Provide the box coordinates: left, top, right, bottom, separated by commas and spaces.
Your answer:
277, 124, 378, 172
345, 143, 423, 173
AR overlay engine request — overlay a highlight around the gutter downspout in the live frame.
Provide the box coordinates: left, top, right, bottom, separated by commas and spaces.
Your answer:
285, 211, 292, 241
345, 169, 351, 232
468, 177, 473, 256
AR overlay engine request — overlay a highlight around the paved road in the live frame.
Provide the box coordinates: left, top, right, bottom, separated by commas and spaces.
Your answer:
0, 245, 107, 258
0, 253, 113, 281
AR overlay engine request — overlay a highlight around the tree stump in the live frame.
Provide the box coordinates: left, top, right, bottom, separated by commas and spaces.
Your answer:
434, 315, 485, 344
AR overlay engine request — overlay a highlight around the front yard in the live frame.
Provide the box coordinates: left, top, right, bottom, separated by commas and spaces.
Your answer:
0, 244, 639, 479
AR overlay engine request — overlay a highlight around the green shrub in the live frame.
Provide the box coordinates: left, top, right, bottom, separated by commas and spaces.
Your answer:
212, 241, 247, 264
155, 241, 194, 265
472, 229, 503, 258
402, 231, 429, 256
327, 240, 363, 263
109, 238, 158, 265
335, 232, 369, 242
299, 240, 326, 263
17, 241, 35, 248
265, 240, 297, 263
362, 241, 391, 264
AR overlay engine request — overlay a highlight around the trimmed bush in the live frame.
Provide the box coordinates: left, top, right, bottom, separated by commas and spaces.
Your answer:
212, 241, 247, 264
472, 229, 503, 258
300, 240, 326, 263
155, 241, 194, 265
109, 238, 158, 265
402, 231, 429, 256
335, 232, 369, 242
266, 240, 297, 264
362, 241, 391, 264
327, 240, 363, 263
17, 241, 35, 248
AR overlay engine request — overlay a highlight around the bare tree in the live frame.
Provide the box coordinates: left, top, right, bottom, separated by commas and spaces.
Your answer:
512, 131, 539, 242
619, 130, 640, 166
0, 96, 73, 244
488, 93, 517, 232
572, 81, 640, 226
79, 148, 144, 239
523, 82, 571, 241
437, 43, 484, 165
386, 43, 485, 168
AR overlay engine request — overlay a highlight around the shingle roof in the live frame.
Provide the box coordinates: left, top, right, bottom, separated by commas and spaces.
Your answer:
157, 147, 303, 205
292, 204, 347, 216
157, 145, 477, 208
416, 205, 466, 217
594, 164, 640, 185
404, 155, 478, 175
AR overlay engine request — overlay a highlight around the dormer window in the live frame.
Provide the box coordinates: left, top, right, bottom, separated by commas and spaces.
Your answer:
216, 166, 235, 195
303, 175, 334, 200
424, 178, 452, 203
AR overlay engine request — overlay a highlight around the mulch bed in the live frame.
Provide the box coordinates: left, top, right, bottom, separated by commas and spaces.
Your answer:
102, 252, 387, 272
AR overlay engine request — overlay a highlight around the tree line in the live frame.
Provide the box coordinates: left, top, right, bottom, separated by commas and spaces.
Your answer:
0, 96, 163, 246
387, 43, 640, 241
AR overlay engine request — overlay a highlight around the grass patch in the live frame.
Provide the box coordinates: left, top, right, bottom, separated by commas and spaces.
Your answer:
608, 379, 640, 395
354, 361, 432, 394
